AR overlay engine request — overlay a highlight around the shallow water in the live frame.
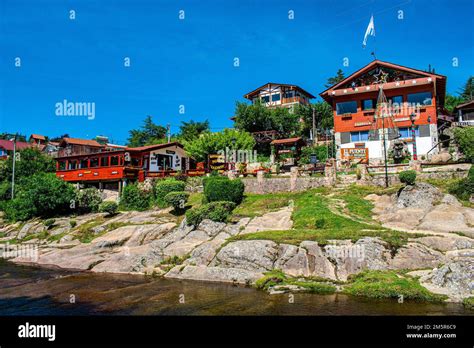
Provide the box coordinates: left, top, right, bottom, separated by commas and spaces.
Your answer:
0, 260, 470, 316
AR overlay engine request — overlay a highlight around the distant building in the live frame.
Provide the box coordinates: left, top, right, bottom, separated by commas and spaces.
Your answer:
453, 100, 474, 126
320, 60, 450, 162
244, 83, 315, 110
29, 134, 46, 146
0, 139, 31, 159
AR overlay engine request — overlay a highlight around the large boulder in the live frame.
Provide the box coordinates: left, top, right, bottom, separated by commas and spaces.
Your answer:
418, 204, 474, 234
165, 265, 263, 285
389, 242, 445, 270
241, 207, 293, 234
214, 240, 279, 272
396, 183, 444, 211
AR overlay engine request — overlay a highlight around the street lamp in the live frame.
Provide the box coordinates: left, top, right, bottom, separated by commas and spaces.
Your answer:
410, 113, 417, 160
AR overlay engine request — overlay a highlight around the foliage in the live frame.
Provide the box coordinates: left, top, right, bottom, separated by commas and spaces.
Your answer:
185, 201, 236, 226
299, 145, 328, 164
120, 184, 152, 211
178, 120, 210, 141
99, 201, 119, 216
448, 166, 474, 202
399, 170, 417, 185
75, 188, 103, 213
233, 192, 296, 217
127, 115, 167, 147
459, 76, 474, 100
0, 147, 55, 183
164, 191, 190, 211
154, 179, 186, 207
203, 177, 244, 204
256, 270, 336, 294
453, 127, 474, 163
463, 297, 474, 310
183, 128, 255, 162
44, 218, 56, 228
294, 101, 334, 137
3, 173, 75, 221
344, 270, 447, 302
325, 69, 345, 88
0, 133, 27, 142
70, 220, 77, 228
444, 94, 465, 113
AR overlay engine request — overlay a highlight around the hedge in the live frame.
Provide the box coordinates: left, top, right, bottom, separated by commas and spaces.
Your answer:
120, 184, 152, 211
164, 191, 189, 211
203, 177, 244, 204
399, 170, 417, 186
99, 201, 119, 216
155, 179, 186, 207
185, 201, 236, 226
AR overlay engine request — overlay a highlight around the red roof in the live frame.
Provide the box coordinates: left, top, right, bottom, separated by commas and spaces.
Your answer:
59, 138, 103, 147
0, 139, 31, 151
271, 137, 303, 145
30, 134, 46, 140
127, 142, 184, 152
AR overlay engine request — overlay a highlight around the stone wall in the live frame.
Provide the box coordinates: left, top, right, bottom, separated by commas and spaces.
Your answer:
242, 176, 329, 194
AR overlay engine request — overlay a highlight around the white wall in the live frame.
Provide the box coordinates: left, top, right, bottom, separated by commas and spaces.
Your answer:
149, 146, 188, 171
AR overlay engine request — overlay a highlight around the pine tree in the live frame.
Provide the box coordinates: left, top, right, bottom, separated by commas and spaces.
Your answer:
325, 69, 345, 88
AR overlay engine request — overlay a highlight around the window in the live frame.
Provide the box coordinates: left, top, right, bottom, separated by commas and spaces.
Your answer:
350, 131, 369, 142
157, 154, 173, 170
388, 95, 403, 105
261, 95, 270, 103
336, 101, 357, 115
131, 157, 140, 166
271, 93, 280, 102
407, 92, 432, 106
110, 156, 119, 166
68, 161, 77, 170
362, 99, 375, 110
80, 159, 88, 168
90, 158, 99, 167
284, 91, 294, 98
399, 127, 419, 138
59, 161, 66, 170
100, 157, 108, 167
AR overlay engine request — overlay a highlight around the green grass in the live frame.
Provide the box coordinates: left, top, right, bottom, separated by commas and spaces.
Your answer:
187, 193, 203, 209
343, 270, 447, 302
255, 269, 336, 294
233, 192, 298, 218
462, 297, 474, 310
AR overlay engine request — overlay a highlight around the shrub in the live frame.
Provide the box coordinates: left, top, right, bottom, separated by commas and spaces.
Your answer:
448, 166, 474, 202
315, 218, 326, 229
44, 218, 56, 229
299, 145, 328, 165
75, 188, 103, 213
399, 170, 417, 185
99, 201, 119, 216
154, 179, 186, 207
185, 201, 236, 226
164, 191, 189, 212
120, 184, 152, 211
454, 127, 474, 162
70, 220, 77, 228
3, 173, 75, 221
203, 177, 244, 204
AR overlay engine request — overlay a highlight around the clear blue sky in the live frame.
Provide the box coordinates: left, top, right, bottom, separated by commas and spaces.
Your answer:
1, 0, 472, 144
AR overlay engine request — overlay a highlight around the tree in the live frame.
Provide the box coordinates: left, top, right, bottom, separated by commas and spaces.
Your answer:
293, 101, 333, 137
0, 147, 55, 183
325, 69, 345, 88
459, 76, 474, 101
0, 133, 27, 142
183, 129, 255, 162
49, 134, 69, 142
127, 115, 167, 147
178, 120, 210, 141
445, 94, 465, 113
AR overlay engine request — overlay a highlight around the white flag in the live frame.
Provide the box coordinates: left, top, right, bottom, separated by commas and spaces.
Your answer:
362, 15, 375, 48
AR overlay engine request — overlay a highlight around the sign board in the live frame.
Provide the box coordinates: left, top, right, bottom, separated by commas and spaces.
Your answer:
208, 154, 226, 171
310, 154, 318, 164
341, 148, 369, 163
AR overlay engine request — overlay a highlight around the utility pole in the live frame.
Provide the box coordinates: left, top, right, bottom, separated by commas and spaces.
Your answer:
167, 124, 171, 143
312, 107, 317, 145
11, 133, 17, 199
381, 117, 389, 188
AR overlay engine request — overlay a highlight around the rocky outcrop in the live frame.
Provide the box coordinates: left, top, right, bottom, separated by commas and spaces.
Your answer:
241, 207, 293, 234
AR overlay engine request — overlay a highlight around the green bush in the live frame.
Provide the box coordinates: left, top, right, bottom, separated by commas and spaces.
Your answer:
454, 127, 474, 163
164, 191, 189, 211
44, 218, 56, 229
120, 184, 152, 211
203, 177, 244, 204
70, 220, 77, 228
315, 218, 326, 229
154, 179, 186, 207
448, 166, 474, 202
75, 188, 103, 213
299, 145, 328, 165
185, 201, 236, 226
99, 201, 119, 216
399, 170, 417, 185
3, 173, 75, 221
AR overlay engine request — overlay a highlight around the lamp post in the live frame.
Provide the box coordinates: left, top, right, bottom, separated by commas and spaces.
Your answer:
410, 113, 417, 160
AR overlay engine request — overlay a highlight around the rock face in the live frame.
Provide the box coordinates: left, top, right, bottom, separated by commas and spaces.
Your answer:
241, 207, 293, 234
389, 242, 445, 270
368, 182, 474, 237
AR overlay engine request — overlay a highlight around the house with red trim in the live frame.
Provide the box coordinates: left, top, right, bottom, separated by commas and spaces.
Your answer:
244, 83, 315, 110
320, 60, 452, 163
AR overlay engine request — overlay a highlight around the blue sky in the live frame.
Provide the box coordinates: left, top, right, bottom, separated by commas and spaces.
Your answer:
0, 0, 472, 144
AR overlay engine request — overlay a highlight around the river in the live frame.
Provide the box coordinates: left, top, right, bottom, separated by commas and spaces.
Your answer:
0, 260, 470, 315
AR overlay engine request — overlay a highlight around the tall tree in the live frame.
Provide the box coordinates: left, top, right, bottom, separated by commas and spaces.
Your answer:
325, 69, 345, 88
294, 101, 333, 137
127, 116, 167, 147
0, 133, 27, 142
49, 134, 69, 142
178, 120, 210, 141
459, 76, 474, 101
445, 94, 465, 113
